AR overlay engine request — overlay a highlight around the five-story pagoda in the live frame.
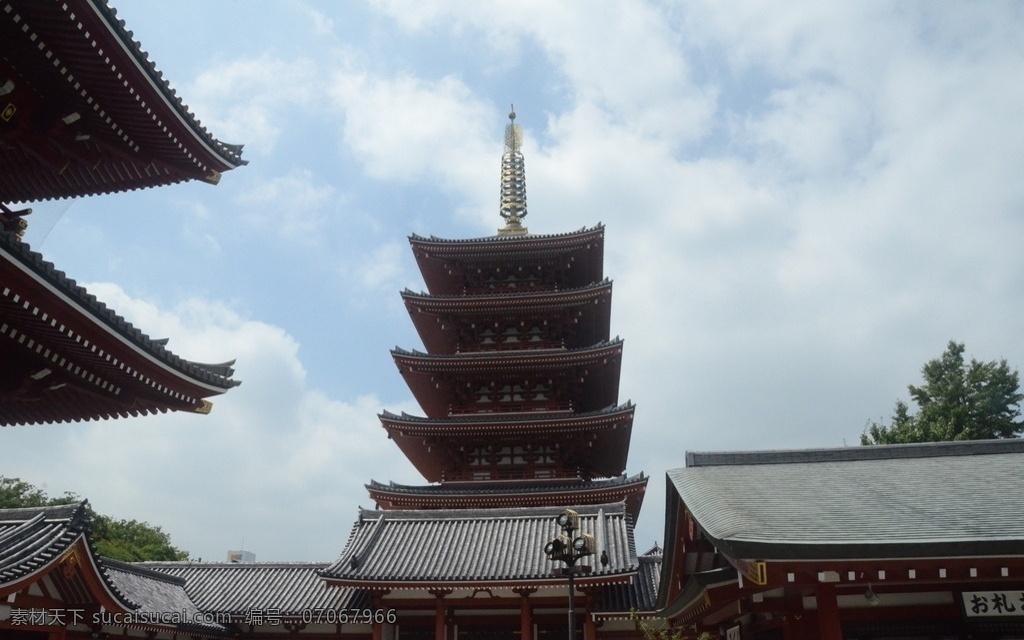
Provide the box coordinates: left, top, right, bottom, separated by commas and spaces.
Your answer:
321, 111, 654, 640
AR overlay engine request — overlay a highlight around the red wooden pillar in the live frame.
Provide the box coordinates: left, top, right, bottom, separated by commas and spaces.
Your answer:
583, 611, 598, 640
372, 591, 392, 640
431, 589, 451, 640
515, 588, 536, 640
815, 584, 843, 640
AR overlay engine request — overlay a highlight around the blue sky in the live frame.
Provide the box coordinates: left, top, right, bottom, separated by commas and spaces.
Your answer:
5, 1, 1024, 562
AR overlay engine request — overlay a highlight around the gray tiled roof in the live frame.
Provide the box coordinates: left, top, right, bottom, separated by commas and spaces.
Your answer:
102, 559, 222, 632
597, 548, 662, 615
140, 562, 362, 615
379, 402, 635, 429
401, 279, 613, 305
391, 338, 623, 362
367, 473, 647, 497
0, 503, 218, 633
668, 439, 1024, 560
409, 224, 604, 246
0, 503, 87, 583
321, 503, 638, 587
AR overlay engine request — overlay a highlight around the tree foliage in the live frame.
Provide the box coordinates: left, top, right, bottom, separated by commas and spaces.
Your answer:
630, 609, 716, 640
0, 476, 188, 561
862, 341, 1023, 445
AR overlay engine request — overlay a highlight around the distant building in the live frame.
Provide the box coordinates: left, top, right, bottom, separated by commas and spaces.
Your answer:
228, 550, 257, 564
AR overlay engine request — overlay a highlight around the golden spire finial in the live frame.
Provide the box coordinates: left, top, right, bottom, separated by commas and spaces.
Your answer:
498, 105, 528, 236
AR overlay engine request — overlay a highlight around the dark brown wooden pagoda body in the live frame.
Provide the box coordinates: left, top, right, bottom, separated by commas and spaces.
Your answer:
1, 0, 244, 426
381, 227, 642, 493
329, 119, 655, 640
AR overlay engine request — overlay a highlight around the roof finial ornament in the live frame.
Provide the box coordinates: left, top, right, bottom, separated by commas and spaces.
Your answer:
498, 104, 528, 236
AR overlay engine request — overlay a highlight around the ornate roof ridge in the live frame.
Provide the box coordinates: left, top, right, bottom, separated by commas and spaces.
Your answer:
2, 232, 239, 390
641, 543, 663, 557
366, 472, 647, 494
0, 501, 152, 613
100, 557, 188, 586
685, 437, 1024, 468
0, 501, 89, 584
379, 401, 634, 423
355, 501, 628, 521
0, 500, 85, 522
401, 278, 613, 301
391, 337, 623, 359
139, 560, 331, 569
89, 0, 246, 168
409, 223, 604, 245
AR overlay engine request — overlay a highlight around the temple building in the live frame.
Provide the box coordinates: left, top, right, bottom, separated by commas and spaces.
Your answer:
1, 0, 244, 425
657, 439, 1024, 639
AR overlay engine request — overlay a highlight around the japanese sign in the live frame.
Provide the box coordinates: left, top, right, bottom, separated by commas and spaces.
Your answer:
962, 591, 1024, 617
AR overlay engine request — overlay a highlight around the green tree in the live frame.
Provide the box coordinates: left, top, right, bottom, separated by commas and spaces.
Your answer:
630, 609, 716, 640
0, 476, 188, 561
862, 341, 1023, 445
0, 476, 77, 507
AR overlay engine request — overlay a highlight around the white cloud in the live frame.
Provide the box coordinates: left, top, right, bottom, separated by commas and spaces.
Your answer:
233, 168, 337, 239
298, 2, 336, 37
354, 241, 406, 290
329, 71, 495, 198
3, 284, 415, 561
370, 0, 715, 142
186, 55, 322, 155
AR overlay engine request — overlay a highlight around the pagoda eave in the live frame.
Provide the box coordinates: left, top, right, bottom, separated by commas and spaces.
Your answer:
403, 281, 613, 354
409, 226, 605, 295
393, 346, 623, 418
408, 225, 605, 254
379, 403, 635, 434
392, 339, 622, 366
1, 234, 237, 425
401, 280, 613, 312
1, 1, 245, 203
367, 474, 648, 521
381, 408, 634, 482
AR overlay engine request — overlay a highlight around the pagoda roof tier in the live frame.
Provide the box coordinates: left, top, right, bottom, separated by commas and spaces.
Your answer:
378, 403, 636, 482
1, 232, 239, 426
595, 546, 663, 618
408, 225, 605, 295
366, 472, 648, 521
1, 0, 245, 203
402, 280, 613, 354
391, 339, 623, 418
320, 502, 638, 590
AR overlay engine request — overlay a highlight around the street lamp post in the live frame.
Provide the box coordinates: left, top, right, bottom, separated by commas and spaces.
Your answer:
544, 509, 595, 640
